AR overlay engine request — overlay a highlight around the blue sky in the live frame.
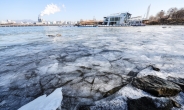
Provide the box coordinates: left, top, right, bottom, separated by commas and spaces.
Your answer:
0, 0, 184, 21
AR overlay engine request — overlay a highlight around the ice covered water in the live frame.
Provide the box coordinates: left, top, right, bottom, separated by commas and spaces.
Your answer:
0, 26, 184, 109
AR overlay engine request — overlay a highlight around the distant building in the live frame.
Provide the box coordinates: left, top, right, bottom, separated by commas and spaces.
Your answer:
62, 21, 67, 25
6, 20, 16, 24
7, 20, 11, 23
52, 21, 56, 24
46, 21, 51, 24
103, 12, 131, 25
67, 21, 71, 25
38, 15, 43, 22
56, 21, 62, 24
0, 21, 7, 24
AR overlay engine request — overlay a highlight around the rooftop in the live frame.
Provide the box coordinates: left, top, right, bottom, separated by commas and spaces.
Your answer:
105, 12, 131, 17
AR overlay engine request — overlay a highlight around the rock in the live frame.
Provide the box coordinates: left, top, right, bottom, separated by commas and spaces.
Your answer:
127, 71, 139, 77
47, 35, 55, 37
127, 97, 174, 110
150, 65, 160, 71
77, 105, 90, 110
171, 99, 181, 108
132, 75, 182, 97
47, 34, 62, 37
167, 76, 184, 92
74, 102, 95, 110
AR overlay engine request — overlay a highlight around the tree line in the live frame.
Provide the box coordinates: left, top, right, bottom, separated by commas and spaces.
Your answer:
148, 7, 184, 25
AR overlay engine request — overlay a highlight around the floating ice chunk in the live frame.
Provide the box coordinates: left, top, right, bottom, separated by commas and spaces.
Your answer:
38, 63, 61, 75
47, 63, 59, 74
18, 87, 63, 110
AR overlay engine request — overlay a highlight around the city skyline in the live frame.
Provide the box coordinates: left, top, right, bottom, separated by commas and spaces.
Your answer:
0, 0, 184, 21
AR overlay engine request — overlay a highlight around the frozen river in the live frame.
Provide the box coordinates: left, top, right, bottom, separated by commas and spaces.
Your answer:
0, 26, 184, 110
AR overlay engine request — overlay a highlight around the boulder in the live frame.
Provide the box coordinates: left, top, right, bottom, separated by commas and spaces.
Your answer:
132, 75, 182, 97
167, 76, 184, 92
127, 97, 174, 110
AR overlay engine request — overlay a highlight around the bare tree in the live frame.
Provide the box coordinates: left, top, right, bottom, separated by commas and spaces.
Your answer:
148, 7, 184, 25
175, 8, 184, 19
156, 10, 165, 19
167, 7, 178, 17
149, 15, 154, 21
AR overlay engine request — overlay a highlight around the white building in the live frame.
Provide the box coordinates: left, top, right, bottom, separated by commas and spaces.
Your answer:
52, 21, 57, 24
56, 21, 63, 24
128, 16, 145, 26
5, 20, 16, 24
0, 21, 7, 24
103, 12, 131, 26
46, 21, 51, 25
62, 21, 67, 25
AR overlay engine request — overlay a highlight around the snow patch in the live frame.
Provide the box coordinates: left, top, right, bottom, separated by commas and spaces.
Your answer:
18, 87, 63, 110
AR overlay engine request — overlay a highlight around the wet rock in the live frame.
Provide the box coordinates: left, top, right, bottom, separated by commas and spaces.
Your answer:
132, 75, 182, 97
171, 99, 181, 108
77, 105, 90, 110
167, 76, 184, 92
47, 35, 55, 37
74, 102, 95, 110
127, 70, 139, 77
127, 97, 174, 110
